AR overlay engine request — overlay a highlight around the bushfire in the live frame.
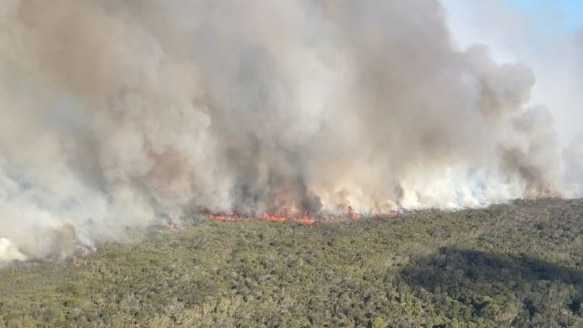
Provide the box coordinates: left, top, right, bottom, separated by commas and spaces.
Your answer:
203, 206, 399, 225
204, 212, 316, 225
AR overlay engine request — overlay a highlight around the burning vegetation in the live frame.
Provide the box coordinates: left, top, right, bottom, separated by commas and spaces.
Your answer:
0, 0, 580, 263
198, 200, 410, 227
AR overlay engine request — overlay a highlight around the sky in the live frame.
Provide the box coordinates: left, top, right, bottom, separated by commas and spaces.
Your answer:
505, 0, 583, 32
443, 0, 583, 147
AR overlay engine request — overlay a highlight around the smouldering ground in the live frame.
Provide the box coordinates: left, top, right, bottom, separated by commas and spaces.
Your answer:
1, 198, 583, 327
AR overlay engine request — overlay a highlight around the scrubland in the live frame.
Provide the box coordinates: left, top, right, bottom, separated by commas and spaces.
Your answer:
1, 198, 583, 327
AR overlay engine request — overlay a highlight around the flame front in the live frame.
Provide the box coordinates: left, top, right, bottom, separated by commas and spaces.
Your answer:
205, 212, 316, 225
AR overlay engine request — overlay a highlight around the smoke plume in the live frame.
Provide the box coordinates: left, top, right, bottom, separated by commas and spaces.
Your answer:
0, 0, 571, 262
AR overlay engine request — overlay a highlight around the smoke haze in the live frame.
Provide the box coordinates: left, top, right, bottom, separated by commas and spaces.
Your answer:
0, 0, 576, 262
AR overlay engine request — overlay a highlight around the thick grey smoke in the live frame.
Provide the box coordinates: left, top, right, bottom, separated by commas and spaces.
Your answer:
0, 0, 568, 262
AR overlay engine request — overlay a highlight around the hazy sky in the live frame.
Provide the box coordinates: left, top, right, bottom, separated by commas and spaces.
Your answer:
443, 0, 583, 146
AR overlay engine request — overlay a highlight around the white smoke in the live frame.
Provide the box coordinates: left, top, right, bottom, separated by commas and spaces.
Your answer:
443, 0, 583, 195
0, 0, 574, 262
0, 237, 26, 263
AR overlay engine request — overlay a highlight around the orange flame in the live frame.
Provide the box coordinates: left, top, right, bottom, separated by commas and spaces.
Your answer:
296, 212, 316, 225
263, 213, 287, 223
202, 207, 403, 225
204, 211, 317, 225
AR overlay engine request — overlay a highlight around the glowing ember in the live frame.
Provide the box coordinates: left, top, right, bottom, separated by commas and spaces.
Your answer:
204, 211, 317, 225
203, 208, 403, 225
296, 212, 316, 225
263, 213, 287, 223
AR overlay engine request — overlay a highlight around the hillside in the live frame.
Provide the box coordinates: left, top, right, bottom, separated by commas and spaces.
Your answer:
1, 198, 583, 327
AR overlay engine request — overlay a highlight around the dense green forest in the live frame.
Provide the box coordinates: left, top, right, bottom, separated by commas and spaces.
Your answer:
1, 198, 583, 327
